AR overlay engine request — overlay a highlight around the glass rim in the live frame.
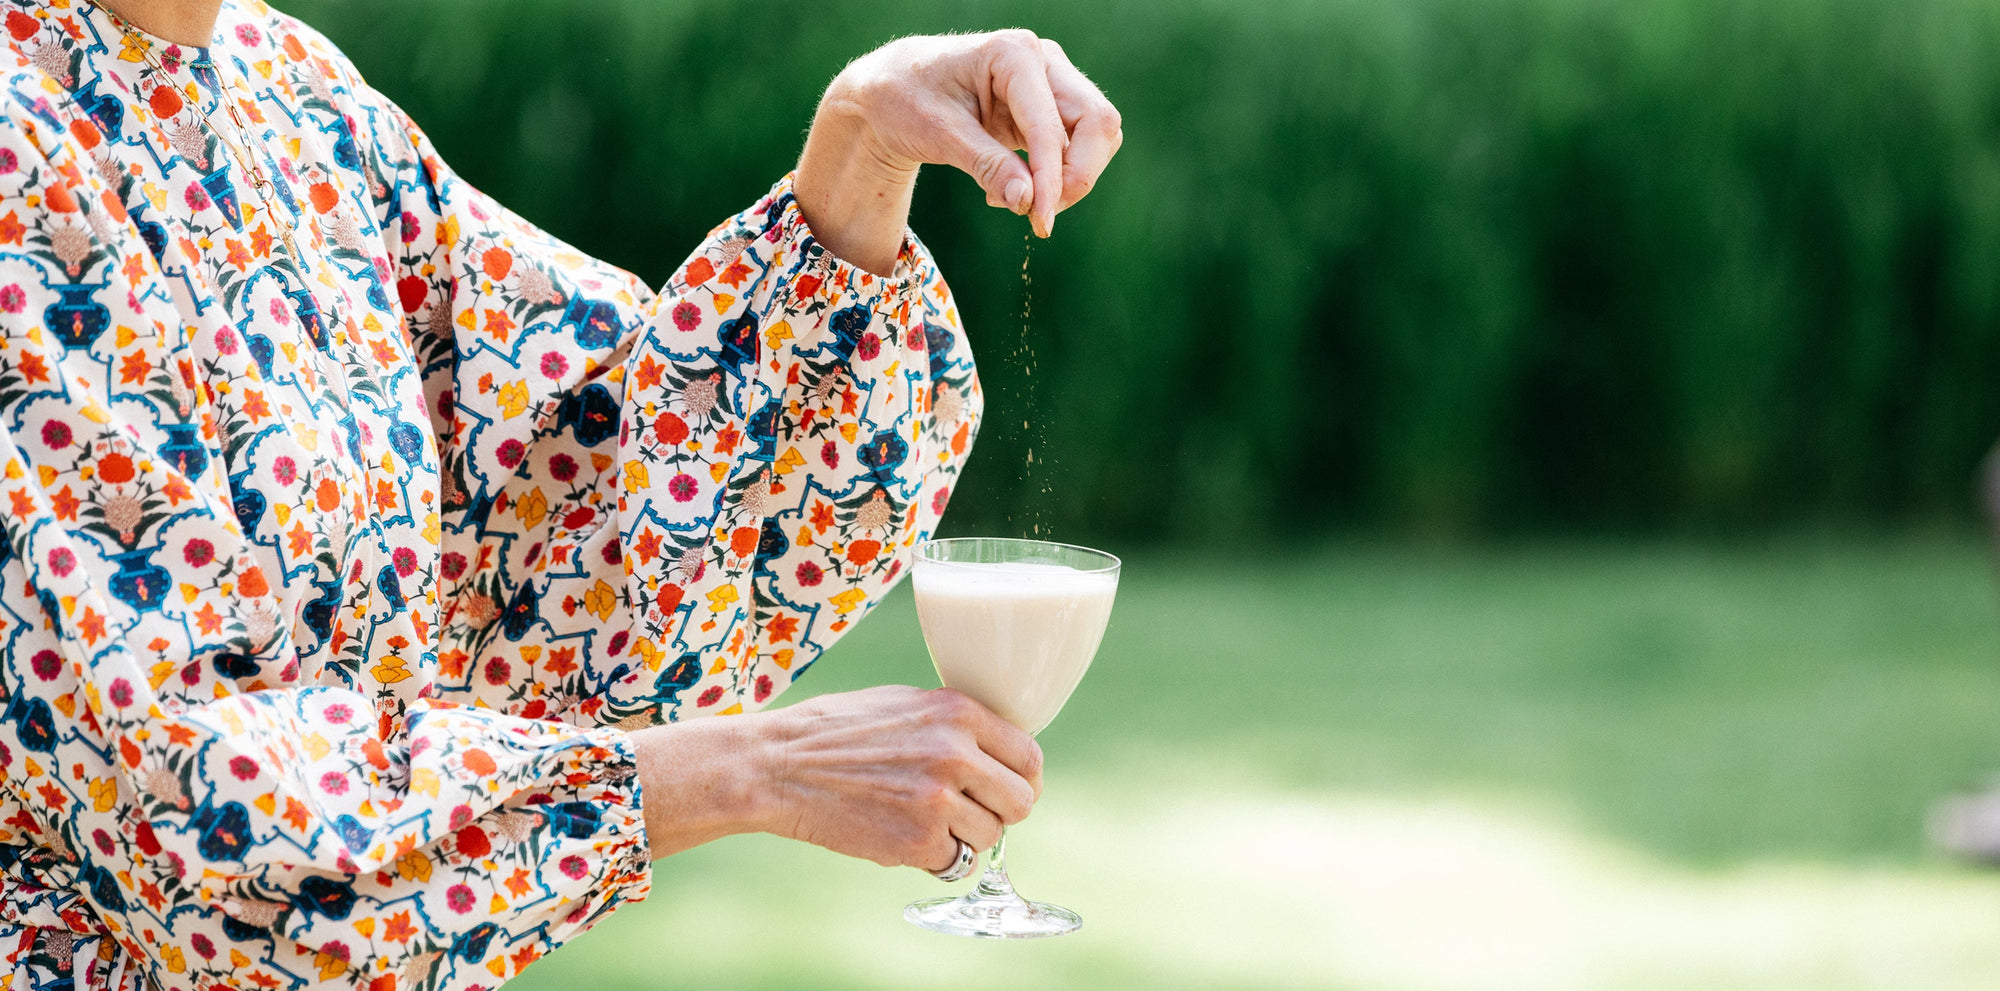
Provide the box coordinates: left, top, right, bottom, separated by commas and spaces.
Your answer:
916, 536, 1121, 575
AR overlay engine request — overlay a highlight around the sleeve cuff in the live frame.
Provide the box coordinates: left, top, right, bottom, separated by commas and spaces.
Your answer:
672, 172, 935, 319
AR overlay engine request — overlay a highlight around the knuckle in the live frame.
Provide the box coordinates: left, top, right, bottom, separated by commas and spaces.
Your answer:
933, 688, 979, 723
975, 150, 1015, 187
1039, 37, 1067, 60
1000, 28, 1040, 50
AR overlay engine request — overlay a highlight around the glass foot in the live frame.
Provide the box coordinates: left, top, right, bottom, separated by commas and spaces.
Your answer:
904, 889, 1082, 939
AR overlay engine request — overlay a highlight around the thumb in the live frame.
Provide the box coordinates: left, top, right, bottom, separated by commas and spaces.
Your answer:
944, 119, 1034, 215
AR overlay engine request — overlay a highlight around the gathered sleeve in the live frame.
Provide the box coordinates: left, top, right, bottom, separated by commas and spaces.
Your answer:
351, 81, 984, 727
0, 101, 648, 991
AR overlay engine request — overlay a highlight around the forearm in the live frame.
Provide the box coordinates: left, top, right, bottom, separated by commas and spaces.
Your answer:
794, 78, 919, 277
627, 714, 778, 858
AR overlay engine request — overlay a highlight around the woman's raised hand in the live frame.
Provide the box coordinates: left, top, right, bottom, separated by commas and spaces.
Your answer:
627, 686, 1042, 872
795, 30, 1124, 274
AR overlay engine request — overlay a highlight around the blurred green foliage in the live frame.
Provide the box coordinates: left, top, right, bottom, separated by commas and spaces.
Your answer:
285, 0, 2000, 541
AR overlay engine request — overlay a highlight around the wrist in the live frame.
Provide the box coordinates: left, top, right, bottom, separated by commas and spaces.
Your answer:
796, 74, 919, 275
628, 715, 779, 857
734, 709, 791, 837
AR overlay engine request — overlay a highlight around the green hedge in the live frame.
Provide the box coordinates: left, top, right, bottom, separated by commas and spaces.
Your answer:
284, 0, 2000, 541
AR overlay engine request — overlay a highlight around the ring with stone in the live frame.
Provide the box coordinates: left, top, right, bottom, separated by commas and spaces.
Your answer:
929, 838, 976, 882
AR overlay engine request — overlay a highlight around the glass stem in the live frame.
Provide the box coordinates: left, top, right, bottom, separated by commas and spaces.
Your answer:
974, 827, 1017, 900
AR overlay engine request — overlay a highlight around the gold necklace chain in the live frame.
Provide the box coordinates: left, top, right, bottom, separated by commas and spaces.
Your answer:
99, 7, 311, 268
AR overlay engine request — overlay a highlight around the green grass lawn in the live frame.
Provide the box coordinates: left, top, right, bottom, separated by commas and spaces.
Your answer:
511, 537, 2000, 990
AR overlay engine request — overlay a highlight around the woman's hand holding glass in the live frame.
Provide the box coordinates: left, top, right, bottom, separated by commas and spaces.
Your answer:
795, 30, 1124, 272
626, 688, 1043, 873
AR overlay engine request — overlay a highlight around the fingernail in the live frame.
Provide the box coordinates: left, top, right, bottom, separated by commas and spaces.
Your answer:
1005, 178, 1030, 212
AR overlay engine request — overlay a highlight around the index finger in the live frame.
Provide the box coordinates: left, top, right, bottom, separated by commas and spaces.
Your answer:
998, 42, 1068, 238
1041, 39, 1122, 213
951, 690, 1045, 798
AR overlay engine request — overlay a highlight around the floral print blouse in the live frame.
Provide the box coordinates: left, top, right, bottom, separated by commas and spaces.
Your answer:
0, 0, 983, 988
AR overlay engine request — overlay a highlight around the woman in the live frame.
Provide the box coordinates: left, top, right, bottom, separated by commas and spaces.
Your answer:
0, 0, 1122, 986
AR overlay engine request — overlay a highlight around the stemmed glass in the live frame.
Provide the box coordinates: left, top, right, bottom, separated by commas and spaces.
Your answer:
903, 537, 1120, 939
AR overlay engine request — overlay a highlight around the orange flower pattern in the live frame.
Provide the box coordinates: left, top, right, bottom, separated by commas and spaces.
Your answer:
0, 0, 981, 988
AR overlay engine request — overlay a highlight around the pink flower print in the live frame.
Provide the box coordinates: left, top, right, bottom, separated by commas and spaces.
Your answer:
392, 546, 419, 576
318, 772, 348, 796
560, 855, 587, 879
668, 472, 698, 502
40, 421, 70, 449
183, 182, 210, 211
229, 757, 259, 780
183, 540, 214, 567
672, 300, 701, 331
272, 456, 297, 485
795, 561, 822, 587
497, 439, 525, 468
548, 454, 578, 482
540, 352, 569, 379
46, 547, 74, 577
0, 284, 23, 313
446, 884, 475, 913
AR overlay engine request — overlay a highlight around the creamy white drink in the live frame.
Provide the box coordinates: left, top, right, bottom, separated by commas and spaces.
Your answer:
912, 560, 1117, 735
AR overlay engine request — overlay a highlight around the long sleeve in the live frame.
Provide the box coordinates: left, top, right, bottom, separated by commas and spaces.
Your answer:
351, 79, 984, 727
0, 29, 650, 991
0, 0, 985, 984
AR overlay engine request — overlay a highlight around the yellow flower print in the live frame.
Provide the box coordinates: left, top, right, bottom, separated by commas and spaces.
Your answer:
371, 655, 412, 685
514, 487, 548, 528
705, 585, 739, 613
395, 850, 433, 883
496, 379, 531, 419
583, 580, 617, 621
